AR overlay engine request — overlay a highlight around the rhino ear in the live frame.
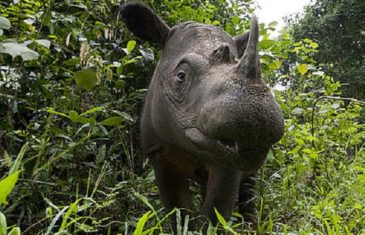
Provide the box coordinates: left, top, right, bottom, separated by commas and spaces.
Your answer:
120, 3, 170, 46
233, 32, 249, 58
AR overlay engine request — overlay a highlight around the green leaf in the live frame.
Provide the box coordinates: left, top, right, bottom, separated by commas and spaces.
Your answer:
9, 142, 28, 175
112, 110, 133, 122
35, 39, 51, 49
310, 41, 319, 49
212, 20, 220, 26
44, 206, 69, 235
63, 57, 80, 66
79, 106, 104, 117
214, 208, 227, 227
8, 227, 21, 235
75, 116, 96, 125
303, 38, 312, 43
0, 16, 11, 29
134, 192, 155, 212
45, 107, 69, 118
269, 60, 283, 70
41, 8, 53, 33
297, 64, 308, 75
100, 116, 124, 126
122, 56, 142, 66
133, 211, 155, 235
260, 39, 275, 50
126, 40, 136, 54
0, 212, 7, 235
59, 198, 83, 231
232, 15, 240, 25
139, 48, 154, 61
0, 171, 20, 205
68, 110, 78, 122
0, 43, 39, 61
291, 107, 304, 115
73, 68, 98, 91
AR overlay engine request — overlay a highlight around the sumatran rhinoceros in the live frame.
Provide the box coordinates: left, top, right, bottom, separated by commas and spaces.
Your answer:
120, 2, 284, 227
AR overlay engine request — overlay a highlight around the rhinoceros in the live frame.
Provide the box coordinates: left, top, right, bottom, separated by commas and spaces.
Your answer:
120, 2, 284, 227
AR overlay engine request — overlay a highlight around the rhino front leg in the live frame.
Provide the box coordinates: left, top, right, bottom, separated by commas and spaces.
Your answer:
201, 166, 242, 225
151, 154, 194, 230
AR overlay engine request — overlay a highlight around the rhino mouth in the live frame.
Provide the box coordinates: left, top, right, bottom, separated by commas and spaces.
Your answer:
184, 128, 239, 157
217, 139, 238, 153
184, 127, 268, 172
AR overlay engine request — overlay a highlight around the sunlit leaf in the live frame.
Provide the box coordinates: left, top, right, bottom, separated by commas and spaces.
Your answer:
126, 40, 136, 54
214, 208, 227, 227
36, 39, 51, 49
0, 171, 20, 205
297, 64, 308, 75
7, 227, 21, 235
133, 211, 152, 235
0, 43, 39, 61
0, 16, 11, 29
291, 107, 304, 115
310, 41, 319, 49
260, 39, 275, 49
269, 60, 283, 70
212, 20, 220, 25
232, 15, 240, 25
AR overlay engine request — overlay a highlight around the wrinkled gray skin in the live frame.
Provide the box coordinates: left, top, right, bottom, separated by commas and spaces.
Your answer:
120, 2, 284, 227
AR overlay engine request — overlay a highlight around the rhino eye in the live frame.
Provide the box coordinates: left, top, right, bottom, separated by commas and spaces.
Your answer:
176, 71, 186, 82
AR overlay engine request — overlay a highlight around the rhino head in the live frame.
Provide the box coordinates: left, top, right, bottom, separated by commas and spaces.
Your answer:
120, 2, 284, 225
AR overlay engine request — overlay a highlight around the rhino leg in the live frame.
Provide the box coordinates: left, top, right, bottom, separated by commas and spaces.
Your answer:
150, 151, 195, 230
238, 174, 257, 223
201, 166, 242, 225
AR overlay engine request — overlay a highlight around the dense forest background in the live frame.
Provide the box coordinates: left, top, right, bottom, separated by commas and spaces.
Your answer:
0, 0, 364, 234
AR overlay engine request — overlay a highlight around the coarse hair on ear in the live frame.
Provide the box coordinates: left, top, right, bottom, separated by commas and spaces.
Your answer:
119, 2, 170, 46
234, 31, 250, 58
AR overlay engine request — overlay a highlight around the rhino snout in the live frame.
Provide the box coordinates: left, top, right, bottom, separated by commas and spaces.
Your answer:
186, 87, 284, 169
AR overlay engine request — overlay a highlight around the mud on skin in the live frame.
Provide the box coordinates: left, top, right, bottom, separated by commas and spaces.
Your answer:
120, 2, 284, 230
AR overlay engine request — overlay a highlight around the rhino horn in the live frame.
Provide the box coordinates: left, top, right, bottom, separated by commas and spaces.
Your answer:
238, 15, 261, 80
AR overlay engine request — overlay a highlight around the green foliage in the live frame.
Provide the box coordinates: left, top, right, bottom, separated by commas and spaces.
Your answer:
0, 43, 39, 61
0, 171, 20, 206
0, 144, 24, 235
0, 17, 11, 30
0, 212, 21, 235
258, 31, 365, 234
289, 0, 365, 98
73, 68, 98, 91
